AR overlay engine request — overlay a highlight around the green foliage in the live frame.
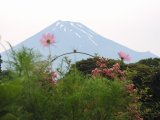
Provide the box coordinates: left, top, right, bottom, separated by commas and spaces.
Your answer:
0, 113, 18, 120
56, 56, 72, 78
0, 76, 22, 119
8, 46, 45, 77
16, 77, 56, 120
80, 77, 129, 120
127, 58, 160, 119
75, 57, 98, 75
0, 71, 133, 120
45, 72, 132, 120
0, 47, 48, 120
138, 58, 160, 68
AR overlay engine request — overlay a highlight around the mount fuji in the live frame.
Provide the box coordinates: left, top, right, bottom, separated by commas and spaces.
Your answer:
1, 20, 157, 65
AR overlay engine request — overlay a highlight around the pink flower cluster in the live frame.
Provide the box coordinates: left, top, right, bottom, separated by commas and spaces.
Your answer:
92, 57, 125, 80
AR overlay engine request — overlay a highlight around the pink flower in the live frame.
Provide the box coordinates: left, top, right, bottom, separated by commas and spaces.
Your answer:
96, 57, 107, 68
102, 68, 115, 79
40, 33, 55, 47
112, 63, 120, 71
118, 70, 125, 76
118, 51, 131, 61
96, 61, 106, 68
92, 68, 102, 76
125, 84, 136, 93
51, 71, 57, 78
120, 76, 125, 81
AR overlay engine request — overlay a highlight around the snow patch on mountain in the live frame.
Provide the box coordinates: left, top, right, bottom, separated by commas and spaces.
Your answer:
88, 37, 98, 46
63, 27, 67, 32
75, 33, 81, 38
60, 24, 64, 28
55, 21, 61, 26
70, 29, 72, 32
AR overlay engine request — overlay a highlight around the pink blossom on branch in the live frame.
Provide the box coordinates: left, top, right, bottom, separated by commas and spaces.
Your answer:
102, 68, 115, 79
92, 68, 102, 76
125, 84, 136, 93
51, 71, 57, 79
91, 57, 126, 80
112, 63, 120, 71
45, 71, 57, 85
118, 51, 131, 61
96, 57, 107, 68
40, 33, 55, 47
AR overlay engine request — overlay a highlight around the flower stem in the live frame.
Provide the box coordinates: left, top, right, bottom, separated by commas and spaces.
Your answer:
48, 45, 52, 71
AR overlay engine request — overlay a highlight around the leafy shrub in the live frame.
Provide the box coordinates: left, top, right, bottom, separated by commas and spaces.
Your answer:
0, 47, 144, 120
127, 58, 160, 120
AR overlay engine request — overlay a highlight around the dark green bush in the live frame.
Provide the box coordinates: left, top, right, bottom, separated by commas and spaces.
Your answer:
127, 58, 160, 120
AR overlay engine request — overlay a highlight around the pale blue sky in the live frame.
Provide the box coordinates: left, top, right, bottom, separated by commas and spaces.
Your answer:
0, 0, 160, 56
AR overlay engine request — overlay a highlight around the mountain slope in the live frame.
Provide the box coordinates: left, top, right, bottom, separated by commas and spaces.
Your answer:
1, 20, 157, 65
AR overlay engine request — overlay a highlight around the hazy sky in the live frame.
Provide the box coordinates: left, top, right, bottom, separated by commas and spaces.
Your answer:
0, 0, 160, 56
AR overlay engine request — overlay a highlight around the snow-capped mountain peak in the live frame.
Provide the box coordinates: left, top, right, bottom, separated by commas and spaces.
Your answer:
49, 20, 98, 46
